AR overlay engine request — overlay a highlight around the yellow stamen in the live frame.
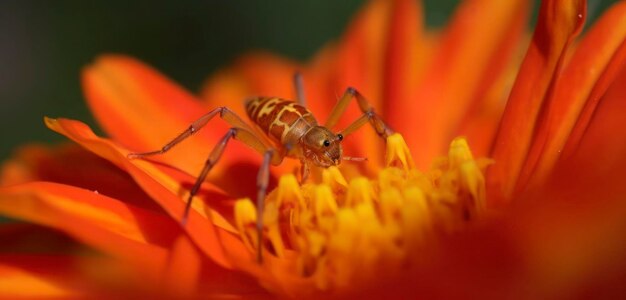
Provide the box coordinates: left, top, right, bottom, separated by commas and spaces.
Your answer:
234, 133, 488, 292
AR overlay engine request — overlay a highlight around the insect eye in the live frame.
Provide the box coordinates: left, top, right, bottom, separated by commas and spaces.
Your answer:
337, 134, 343, 141
323, 140, 330, 147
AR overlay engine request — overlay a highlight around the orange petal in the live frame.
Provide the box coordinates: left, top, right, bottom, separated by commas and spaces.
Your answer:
0, 182, 177, 274
312, 0, 423, 172
381, 0, 423, 120
562, 5, 626, 159
379, 0, 424, 172
83, 55, 258, 194
352, 147, 626, 298
0, 223, 83, 253
0, 226, 264, 296
161, 236, 202, 297
322, 0, 393, 170
562, 63, 626, 176
453, 35, 530, 158
407, 0, 530, 167
200, 52, 300, 117
44, 117, 237, 231
0, 255, 92, 297
333, 0, 391, 104
487, 0, 586, 205
45, 117, 249, 269
508, 146, 626, 298
519, 2, 626, 189
0, 254, 194, 297
0, 143, 162, 212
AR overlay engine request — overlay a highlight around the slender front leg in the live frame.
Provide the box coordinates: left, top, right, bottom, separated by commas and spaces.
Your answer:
128, 107, 263, 159
325, 87, 394, 139
299, 160, 311, 183
293, 72, 306, 107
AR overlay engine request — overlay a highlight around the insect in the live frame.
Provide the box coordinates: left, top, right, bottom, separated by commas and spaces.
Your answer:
128, 74, 393, 262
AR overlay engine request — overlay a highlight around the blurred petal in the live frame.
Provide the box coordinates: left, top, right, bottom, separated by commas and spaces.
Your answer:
0, 143, 161, 212
162, 236, 202, 297
520, 2, 626, 188
83, 55, 258, 195
330, 0, 408, 169
83, 55, 215, 147
562, 5, 626, 158
200, 52, 300, 116
352, 145, 626, 299
0, 223, 83, 254
333, 0, 392, 104
45, 117, 249, 268
564, 63, 626, 176
408, 0, 530, 167
0, 255, 90, 297
488, 0, 586, 204
0, 254, 205, 297
161, 235, 270, 298
381, 0, 424, 158
0, 182, 177, 275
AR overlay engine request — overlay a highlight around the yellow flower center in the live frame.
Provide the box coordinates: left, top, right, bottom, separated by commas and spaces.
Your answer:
234, 134, 489, 292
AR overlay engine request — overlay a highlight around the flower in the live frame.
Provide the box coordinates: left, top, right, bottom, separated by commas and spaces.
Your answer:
2, 0, 626, 298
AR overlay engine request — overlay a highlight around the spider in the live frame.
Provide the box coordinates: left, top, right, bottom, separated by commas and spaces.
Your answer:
128, 74, 393, 262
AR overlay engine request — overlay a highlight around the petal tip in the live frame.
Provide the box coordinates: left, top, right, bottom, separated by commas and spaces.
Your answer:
43, 116, 57, 128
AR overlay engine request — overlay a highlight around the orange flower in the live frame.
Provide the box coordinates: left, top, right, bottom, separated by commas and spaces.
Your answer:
2, 0, 626, 298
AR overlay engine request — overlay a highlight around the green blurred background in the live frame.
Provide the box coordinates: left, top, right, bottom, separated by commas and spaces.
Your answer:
0, 0, 616, 161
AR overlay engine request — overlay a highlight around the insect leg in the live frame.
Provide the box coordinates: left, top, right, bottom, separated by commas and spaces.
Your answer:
325, 87, 394, 139
293, 72, 307, 107
182, 127, 282, 225
255, 149, 273, 263
299, 160, 311, 183
127, 107, 262, 159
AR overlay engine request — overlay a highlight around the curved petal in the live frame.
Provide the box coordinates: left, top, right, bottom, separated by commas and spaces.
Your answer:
0, 254, 217, 297
563, 63, 626, 175
0, 143, 162, 212
520, 1, 626, 189
0, 210, 265, 297
164, 235, 271, 298
333, 0, 392, 106
377, 0, 425, 172
0, 255, 93, 297
381, 0, 423, 125
83, 55, 259, 194
409, 0, 530, 167
200, 52, 300, 117
0, 182, 178, 275
487, 0, 586, 205
0, 223, 84, 253
45, 117, 249, 269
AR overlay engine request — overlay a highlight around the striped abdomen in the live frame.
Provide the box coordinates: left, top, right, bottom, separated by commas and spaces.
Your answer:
245, 97, 317, 145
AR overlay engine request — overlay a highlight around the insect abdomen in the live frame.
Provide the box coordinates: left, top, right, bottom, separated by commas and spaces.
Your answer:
245, 97, 317, 144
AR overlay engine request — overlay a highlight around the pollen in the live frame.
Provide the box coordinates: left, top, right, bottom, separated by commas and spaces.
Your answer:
234, 133, 489, 293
